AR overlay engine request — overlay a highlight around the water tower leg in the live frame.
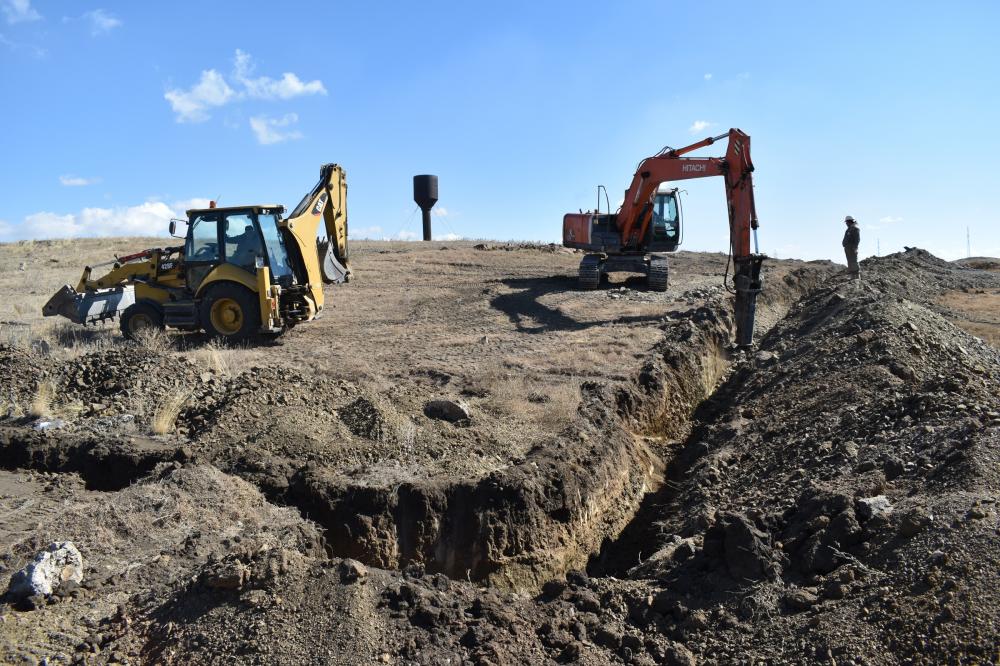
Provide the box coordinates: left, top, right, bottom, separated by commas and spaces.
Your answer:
422, 210, 432, 241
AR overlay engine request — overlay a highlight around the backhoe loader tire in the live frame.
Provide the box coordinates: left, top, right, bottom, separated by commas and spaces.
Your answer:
200, 283, 260, 343
120, 302, 164, 341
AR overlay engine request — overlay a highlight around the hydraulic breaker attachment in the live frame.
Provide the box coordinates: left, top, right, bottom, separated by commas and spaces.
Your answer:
733, 254, 765, 347
43, 284, 135, 325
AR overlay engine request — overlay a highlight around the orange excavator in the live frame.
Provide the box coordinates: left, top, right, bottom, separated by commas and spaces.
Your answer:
562, 128, 765, 346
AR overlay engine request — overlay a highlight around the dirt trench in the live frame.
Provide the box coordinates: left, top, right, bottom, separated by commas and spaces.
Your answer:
0, 257, 831, 591
261, 269, 827, 588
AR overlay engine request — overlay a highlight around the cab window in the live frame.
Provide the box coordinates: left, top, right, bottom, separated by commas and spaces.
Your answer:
186, 215, 219, 261
224, 213, 264, 271
654, 193, 679, 238
257, 213, 293, 278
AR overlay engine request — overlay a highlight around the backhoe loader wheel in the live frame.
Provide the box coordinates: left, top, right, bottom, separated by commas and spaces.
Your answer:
120, 302, 165, 340
201, 283, 260, 343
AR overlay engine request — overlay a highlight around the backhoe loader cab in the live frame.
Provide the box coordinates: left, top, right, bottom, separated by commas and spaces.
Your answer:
43, 162, 351, 343
181, 205, 292, 291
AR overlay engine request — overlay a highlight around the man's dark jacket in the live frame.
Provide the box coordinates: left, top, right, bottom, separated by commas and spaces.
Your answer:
843, 225, 860, 248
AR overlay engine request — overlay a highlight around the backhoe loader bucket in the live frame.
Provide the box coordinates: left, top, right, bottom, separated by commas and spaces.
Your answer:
42, 284, 135, 325
318, 238, 350, 284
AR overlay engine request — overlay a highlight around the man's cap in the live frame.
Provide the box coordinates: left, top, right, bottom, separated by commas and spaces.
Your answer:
844, 215, 855, 222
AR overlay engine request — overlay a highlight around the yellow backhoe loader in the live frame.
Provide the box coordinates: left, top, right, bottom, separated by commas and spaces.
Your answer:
43, 163, 350, 342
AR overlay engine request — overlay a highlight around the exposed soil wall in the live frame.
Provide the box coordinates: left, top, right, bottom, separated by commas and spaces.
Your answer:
279, 265, 831, 588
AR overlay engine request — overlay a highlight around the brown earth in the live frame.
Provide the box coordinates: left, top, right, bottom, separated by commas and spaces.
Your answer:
1, 241, 998, 665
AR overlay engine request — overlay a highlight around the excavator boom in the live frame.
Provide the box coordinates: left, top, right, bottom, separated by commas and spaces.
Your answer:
562, 128, 765, 346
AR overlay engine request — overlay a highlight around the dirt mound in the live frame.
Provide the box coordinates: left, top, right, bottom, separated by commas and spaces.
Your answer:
0, 464, 324, 665
954, 256, 1000, 272
598, 254, 1000, 662
8, 244, 998, 664
863, 248, 1000, 300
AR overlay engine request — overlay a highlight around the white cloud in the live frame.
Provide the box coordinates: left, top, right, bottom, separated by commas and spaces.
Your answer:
249, 113, 302, 145
0, 30, 45, 56
703, 73, 712, 81
878, 215, 903, 224
233, 49, 326, 100
2, 0, 41, 24
440, 233, 462, 241
432, 207, 448, 218
0, 199, 212, 241
351, 225, 384, 239
165, 69, 235, 123
688, 120, 713, 134
171, 197, 213, 212
83, 9, 121, 36
59, 175, 101, 187
165, 50, 326, 124
396, 230, 418, 241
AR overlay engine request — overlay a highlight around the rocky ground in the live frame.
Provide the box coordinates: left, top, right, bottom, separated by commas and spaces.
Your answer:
1, 242, 998, 664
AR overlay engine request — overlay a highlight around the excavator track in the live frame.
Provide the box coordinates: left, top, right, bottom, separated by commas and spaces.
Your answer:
578, 255, 602, 290
647, 256, 669, 292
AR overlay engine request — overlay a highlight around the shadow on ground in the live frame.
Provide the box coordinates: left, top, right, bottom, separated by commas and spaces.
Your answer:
490, 276, 662, 334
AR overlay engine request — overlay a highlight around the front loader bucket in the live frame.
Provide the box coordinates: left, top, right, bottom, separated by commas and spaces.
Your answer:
318, 238, 350, 284
42, 285, 135, 325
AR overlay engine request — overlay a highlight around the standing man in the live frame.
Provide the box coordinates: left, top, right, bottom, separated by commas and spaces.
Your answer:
843, 215, 861, 277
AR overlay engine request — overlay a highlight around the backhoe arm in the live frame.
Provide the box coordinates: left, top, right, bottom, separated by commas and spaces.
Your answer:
282, 163, 351, 291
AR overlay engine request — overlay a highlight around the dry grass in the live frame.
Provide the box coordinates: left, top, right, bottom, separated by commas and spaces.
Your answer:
190, 338, 252, 377
472, 363, 581, 434
29, 380, 55, 419
151, 389, 189, 435
132, 327, 172, 354
938, 289, 1000, 349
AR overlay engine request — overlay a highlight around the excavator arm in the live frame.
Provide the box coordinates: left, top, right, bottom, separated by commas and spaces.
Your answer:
283, 163, 351, 289
617, 128, 765, 346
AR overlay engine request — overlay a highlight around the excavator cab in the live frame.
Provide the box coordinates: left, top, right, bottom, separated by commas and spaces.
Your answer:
647, 188, 682, 252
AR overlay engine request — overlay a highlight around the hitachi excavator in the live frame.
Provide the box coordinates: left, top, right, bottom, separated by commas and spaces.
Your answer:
562, 128, 766, 346
43, 163, 350, 342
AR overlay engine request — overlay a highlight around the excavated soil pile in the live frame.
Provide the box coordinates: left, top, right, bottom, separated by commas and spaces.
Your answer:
99, 249, 998, 666
3, 247, 998, 665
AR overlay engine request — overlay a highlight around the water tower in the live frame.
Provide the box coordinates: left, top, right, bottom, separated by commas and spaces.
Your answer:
413, 175, 438, 241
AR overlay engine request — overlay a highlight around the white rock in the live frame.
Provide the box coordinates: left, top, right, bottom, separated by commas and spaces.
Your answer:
6, 542, 84, 599
856, 495, 893, 521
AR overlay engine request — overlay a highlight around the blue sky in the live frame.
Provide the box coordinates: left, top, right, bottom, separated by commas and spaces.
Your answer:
1, 1, 998, 261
